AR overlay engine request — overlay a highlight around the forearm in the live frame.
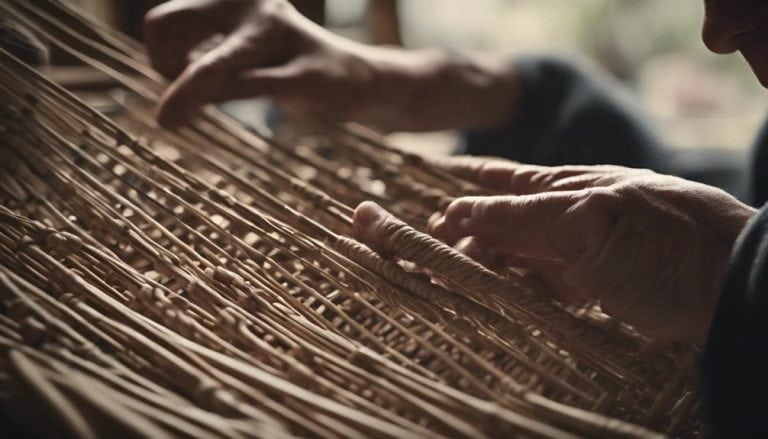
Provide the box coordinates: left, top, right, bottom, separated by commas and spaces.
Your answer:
145, 0, 520, 132
357, 46, 520, 132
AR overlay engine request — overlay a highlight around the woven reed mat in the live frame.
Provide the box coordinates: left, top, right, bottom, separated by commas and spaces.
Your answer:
0, 0, 702, 437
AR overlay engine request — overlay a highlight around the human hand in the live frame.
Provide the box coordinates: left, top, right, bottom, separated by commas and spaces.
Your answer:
144, 0, 519, 131
357, 162, 756, 343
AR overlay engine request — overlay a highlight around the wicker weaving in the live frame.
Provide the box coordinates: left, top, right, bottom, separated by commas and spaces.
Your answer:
0, 0, 701, 436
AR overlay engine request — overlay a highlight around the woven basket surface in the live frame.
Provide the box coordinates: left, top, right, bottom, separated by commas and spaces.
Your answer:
0, 1, 701, 437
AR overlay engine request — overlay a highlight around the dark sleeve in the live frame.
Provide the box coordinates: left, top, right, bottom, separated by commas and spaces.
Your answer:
749, 117, 768, 206
700, 203, 768, 437
459, 55, 668, 172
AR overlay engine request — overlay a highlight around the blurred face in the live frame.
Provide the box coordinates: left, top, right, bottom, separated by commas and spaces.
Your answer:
702, 0, 768, 87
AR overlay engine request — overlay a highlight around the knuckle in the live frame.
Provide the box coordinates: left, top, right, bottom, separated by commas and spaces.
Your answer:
508, 166, 537, 187
570, 188, 623, 219
512, 165, 536, 177
536, 169, 563, 189
552, 165, 579, 176
562, 190, 626, 267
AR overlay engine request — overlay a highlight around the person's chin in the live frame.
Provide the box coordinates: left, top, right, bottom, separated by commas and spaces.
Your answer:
738, 32, 768, 88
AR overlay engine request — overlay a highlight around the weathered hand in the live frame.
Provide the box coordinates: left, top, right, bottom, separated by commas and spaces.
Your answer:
357, 161, 756, 343
145, 0, 371, 127
144, 0, 519, 131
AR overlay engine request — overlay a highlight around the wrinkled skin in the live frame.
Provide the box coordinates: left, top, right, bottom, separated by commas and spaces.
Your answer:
410, 163, 753, 343
144, 0, 518, 131
147, 0, 767, 344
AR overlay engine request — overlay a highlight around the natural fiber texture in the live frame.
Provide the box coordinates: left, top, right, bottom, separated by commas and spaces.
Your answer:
0, 0, 701, 436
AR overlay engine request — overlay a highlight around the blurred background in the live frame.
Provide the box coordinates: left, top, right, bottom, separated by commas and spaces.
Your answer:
75, 0, 768, 154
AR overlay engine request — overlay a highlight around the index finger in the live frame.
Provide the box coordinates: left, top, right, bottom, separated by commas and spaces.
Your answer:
431, 189, 622, 264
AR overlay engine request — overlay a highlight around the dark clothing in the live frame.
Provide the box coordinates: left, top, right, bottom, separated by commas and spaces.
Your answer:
460, 55, 768, 435
702, 205, 768, 437
751, 122, 768, 206
461, 56, 669, 172
460, 55, 757, 201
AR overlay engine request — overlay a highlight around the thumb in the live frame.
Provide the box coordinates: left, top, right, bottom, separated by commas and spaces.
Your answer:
352, 200, 400, 258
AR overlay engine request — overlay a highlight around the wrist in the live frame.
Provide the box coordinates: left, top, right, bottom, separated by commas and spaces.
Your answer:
431, 50, 521, 129
359, 46, 446, 131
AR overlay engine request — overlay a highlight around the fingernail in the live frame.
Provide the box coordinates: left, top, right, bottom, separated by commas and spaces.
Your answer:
352, 201, 396, 258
